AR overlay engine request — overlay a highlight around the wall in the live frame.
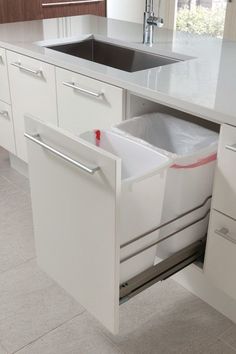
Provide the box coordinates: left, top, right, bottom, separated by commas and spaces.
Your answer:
107, 0, 145, 23
106, 0, 176, 29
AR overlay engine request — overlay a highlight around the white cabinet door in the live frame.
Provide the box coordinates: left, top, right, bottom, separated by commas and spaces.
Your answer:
205, 210, 236, 301
0, 101, 15, 154
212, 124, 236, 220
25, 117, 120, 334
0, 48, 10, 104
56, 67, 124, 135
7, 51, 58, 162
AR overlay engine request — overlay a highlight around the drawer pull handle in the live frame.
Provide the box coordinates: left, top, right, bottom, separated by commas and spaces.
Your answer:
0, 55, 3, 63
225, 144, 236, 153
0, 110, 9, 119
215, 227, 236, 244
24, 133, 100, 175
11, 62, 43, 77
62, 82, 103, 98
42, 0, 104, 7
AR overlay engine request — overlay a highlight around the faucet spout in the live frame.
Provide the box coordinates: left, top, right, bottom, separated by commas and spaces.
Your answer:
143, 0, 163, 46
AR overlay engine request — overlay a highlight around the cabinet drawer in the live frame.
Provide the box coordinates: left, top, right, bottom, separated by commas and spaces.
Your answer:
205, 210, 236, 301
25, 117, 207, 334
0, 101, 15, 154
7, 51, 58, 162
212, 124, 236, 219
0, 48, 10, 104
56, 67, 124, 134
42, 0, 106, 19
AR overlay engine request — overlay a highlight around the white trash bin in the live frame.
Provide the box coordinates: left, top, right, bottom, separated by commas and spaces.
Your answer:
113, 113, 219, 259
80, 129, 171, 283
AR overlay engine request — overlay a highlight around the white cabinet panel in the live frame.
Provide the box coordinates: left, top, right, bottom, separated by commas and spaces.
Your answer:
7, 51, 58, 162
0, 101, 15, 154
25, 117, 120, 334
0, 48, 10, 104
56, 67, 124, 135
212, 124, 236, 219
205, 210, 236, 301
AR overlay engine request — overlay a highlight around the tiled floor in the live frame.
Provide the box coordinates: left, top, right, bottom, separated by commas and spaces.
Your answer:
0, 147, 236, 354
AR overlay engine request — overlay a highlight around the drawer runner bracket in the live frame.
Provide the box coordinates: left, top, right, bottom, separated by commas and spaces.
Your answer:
119, 238, 206, 304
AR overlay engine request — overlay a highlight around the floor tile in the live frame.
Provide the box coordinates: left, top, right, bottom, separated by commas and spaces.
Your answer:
220, 326, 236, 350
15, 313, 122, 354
0, 344, 7, 354
0, 188, 35, 272
0, 260, 84, 353
200, 340, 236, 354
103, 281, 232, 354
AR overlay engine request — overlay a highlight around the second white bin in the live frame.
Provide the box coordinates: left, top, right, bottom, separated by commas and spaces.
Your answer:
113, 113, 219, 260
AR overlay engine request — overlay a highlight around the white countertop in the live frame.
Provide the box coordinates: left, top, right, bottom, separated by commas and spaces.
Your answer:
0, 15, 235, 125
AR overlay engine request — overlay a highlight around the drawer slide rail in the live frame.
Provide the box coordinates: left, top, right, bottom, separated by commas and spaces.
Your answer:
120, 238, 206, 304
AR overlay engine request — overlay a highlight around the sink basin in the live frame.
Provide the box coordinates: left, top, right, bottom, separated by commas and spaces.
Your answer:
47, 39, 180, 72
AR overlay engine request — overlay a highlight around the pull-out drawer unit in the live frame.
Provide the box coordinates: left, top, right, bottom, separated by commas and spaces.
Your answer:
25, 117, 209, 334
0, 48, 10, 104
213, 124, 236, 219
205, 210, 236, 301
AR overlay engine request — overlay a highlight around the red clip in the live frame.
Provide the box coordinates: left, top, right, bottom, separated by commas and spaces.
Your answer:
95, 130, 101, 141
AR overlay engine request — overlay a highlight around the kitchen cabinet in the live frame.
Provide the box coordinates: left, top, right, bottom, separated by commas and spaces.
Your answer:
56, 67, 124, 135
42, 0, 106, 19
7, 51, 58, 162
0, 0, 105, 24
212, 124, 236, 220
0, 0, 43, 23
0, 48, 10, 104
205, 210, 236, 300
0, 101, 15, 154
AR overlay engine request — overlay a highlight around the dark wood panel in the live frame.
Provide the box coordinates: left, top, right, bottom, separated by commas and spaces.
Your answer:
0, 0, 43, 24
42, 0, 106, 19
0, 0, 105, 24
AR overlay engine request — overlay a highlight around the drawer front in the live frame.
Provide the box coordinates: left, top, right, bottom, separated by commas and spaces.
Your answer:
0, 48, 10, 104
42, 0, 106, 19
7, 51, 58, 161
56, 67, 124, 135
25, 116, 120, 334
213, 124, 236, 219
205, 210, 236, 300
0, 101, 15, 154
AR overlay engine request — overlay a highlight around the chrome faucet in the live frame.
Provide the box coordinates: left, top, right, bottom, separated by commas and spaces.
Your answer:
143, 0, 163, 46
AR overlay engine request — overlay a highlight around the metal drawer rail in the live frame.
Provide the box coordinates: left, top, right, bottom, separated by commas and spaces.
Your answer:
120, 238, 206, 304
120, 209, 210, 264
121, 195, 211, 249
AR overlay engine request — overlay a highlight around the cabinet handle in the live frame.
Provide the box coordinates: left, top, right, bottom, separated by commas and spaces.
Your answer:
215, 227, 236, 244
42, 0, 104, 7
0, 55, 3, 63
0, 110, 9, 119
225, 144, 236, 153
11, 62, 43, 77
63, 81, 103, 98
24, 133, 100, 175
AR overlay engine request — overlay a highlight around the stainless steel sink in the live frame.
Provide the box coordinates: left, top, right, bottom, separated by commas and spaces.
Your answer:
47, 39, 180, 72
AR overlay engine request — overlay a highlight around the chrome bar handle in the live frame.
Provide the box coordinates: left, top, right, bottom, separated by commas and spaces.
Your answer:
215, 227, 236, 244
24, 133, 100, 175
42, 0, 103, 6
11, 62, 42, 77
225, 144, 236, 153
62, 82, 103, 98
0, 110, 9, 119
